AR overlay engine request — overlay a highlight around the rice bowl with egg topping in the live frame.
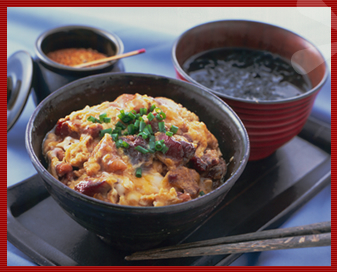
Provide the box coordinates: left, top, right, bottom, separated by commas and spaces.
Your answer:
42, 93, 228, 207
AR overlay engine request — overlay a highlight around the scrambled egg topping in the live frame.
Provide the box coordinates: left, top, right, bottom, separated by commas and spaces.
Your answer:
43, 94, 227, 206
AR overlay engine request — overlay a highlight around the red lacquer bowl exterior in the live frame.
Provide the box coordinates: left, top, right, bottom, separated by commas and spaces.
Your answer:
172, 20, 328, 160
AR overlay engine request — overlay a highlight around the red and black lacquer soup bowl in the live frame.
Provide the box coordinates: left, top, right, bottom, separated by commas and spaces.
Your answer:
172, 20, 328, 161
25, 73, 249, 251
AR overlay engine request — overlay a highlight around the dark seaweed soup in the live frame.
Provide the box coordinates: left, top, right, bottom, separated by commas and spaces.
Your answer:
183, 48, 312, 101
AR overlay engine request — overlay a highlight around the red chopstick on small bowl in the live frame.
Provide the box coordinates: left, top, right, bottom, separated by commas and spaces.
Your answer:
74, 48, 146, 68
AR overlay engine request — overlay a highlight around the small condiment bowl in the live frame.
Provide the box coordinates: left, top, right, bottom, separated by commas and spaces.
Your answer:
33, 25, 125, 104
172, 20, 329, 160
25, 72, 249, 251
8, 25, 125, 132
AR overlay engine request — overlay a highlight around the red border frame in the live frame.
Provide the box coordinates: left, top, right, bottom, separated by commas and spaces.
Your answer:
3, 0, 335, 270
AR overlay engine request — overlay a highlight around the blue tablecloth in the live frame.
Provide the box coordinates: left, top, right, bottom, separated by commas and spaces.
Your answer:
7, 7, 331, 266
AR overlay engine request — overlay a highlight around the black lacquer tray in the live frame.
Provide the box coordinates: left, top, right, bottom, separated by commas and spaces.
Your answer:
7, 116, 331, 266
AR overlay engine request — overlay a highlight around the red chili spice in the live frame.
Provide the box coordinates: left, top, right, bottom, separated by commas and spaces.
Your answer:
47, 48, 108, 67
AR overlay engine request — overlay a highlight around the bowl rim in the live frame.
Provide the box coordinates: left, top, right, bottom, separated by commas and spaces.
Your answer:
35, 24, 124, 72
25, 72, 250, 213
172, 19, 329, 105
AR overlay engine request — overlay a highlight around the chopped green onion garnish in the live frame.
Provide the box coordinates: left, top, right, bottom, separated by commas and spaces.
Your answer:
138, 132, 149, 140
158, 121, 166, 132
199, 191, 205, 196
147, 112, 155, 121
121, 141, 130, 148
139, 120, 146, 132
118, 110, 125, 120
127, 124, 136, 135
143, 126, 151, 136
135, 167, 142, 178
155, 140, 164, 151
161, 144, 169, 154
149, 140, 156, 151
112, 127, 122, 136
154, 108, 161, 116
99, 128, 113, 137
116, 139, 129, 148
115, 139, 124, 148
118, 110, 132, 123
116, 121, 126, 129
140, 108, 148, 116
128, 111, 136, 120
87, 115, 101, 123
134, 120, 140, 129
156, 110, 166, 121
170, 125, 179, 134
103, 117, 111, 123
122, 115, 132, 123
111, 133, 119, 141
99, 113, 110, 123
166, 131, 173, 137
149, 135, 156, 142
135, 145, 149, 154
155, 143, 163, 151
150, 104, 156, 112
154, 108, 166, 121
146, 124, 153, 134
99, 113, 107, 118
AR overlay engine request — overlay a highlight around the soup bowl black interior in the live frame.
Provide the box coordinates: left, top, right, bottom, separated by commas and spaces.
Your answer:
26, 73, 249, 251
172, 20, 328, 161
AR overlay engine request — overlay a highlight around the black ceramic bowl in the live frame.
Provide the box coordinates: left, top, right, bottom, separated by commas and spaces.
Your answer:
33, 25, 125, 104
26, 73, 249, 251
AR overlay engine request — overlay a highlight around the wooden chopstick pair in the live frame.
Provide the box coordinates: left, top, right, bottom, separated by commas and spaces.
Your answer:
125, 221, 331, 261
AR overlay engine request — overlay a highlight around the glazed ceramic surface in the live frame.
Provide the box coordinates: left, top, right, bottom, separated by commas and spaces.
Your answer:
172, 20, 328, 160
33, 25, 125, 104
26, 72, 249, 251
